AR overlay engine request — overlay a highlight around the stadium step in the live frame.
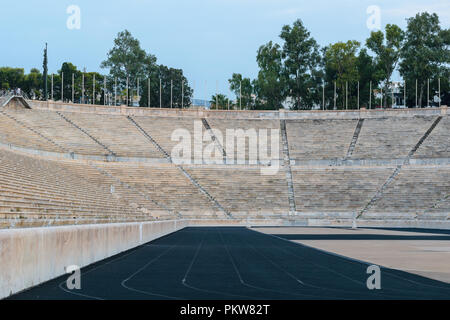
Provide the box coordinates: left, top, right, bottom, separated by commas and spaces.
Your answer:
280, 120, 297, 215
201, 118, 227, 162
357, 116, 444, 218
127, 115, 234, 219
56, 111, 117, 157
0, 110, 68, 152
127, 116, 171, 158
346, 118, 364, 159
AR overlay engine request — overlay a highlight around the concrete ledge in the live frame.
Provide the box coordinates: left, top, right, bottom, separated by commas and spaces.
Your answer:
29, 100, 448, 120
188, 219, 285, 227
297, 218, 450, 230
2, 141, 449, 169
187, 217, 449, 229
0, 219, 188, 299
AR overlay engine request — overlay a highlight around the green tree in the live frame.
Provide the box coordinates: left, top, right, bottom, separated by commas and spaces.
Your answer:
140, 65, 192, 108
101, 30, 157, 105
210, 94, 230, 110
228, 73, 253, 109
324, 40, 360, 109
356, 49, 381, 108
280, 19, 321, 109
366, 24, 404, 107
253, 41, 286, 109
399, 12, 449, 107
59, 62, 82, 103
0, 67, 25, 91
23, 68, 42, 99
43, 43, 48, 100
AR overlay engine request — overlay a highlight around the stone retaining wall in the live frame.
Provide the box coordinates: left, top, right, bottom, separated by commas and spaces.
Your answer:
0, 219, 188, 299
29, 100, 448, 120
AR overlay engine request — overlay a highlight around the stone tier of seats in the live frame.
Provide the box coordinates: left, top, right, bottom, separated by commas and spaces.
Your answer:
0, 109, 448, 162
0, 107, 448, 228
352, 116, 435, 159
0, 112, 64, 152
207, 119, 283, 161
291, 167, 395, 212
132, 116, 205, 161
95, 163, 225, 219
5, 109, 106, 155
286, 119, 358, 160
414, 116, 450, 159
185, 165, 290, 218
0, 149, 162, 228
59, 112, 162, 158
367, 166, 450, 214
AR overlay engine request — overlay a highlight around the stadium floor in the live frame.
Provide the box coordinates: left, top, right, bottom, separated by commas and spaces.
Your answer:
9, 227, 450, 300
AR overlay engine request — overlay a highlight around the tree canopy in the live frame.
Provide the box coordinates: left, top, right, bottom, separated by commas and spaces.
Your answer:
399, 12, 449, 107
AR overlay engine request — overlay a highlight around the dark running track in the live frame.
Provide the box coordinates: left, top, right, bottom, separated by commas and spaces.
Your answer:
9, 227, 450, 300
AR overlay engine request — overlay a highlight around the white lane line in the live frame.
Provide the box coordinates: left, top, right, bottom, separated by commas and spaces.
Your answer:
218, 228, 320, 299
181, 229, 257, 299
243, 233, 409, 299
58, 241, 160, 300
244, 241, 347, 299
121, 241, 184, 300
250, 228, 450, 295
182, 234, 205, 284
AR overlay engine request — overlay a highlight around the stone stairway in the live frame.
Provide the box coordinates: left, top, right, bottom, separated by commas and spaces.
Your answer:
87, 162, 181, 219
127, 116, 233, 219
367, 167, 450, 214
202, 118, 227, 162
0, 93, 13, 107
429, 193, 450, 213
414, 116, 450, 159
357, 116, 443, 218
186, 165, 290, 218
280, 120, 297, 215
5, 109, 106, 155
0, 110, 68, 153
56, 111, 116, 157
59, 112, 163, 158
0, 113, 177, 226
127, 116, 172, 158
352, 116, 436, 160
292, 167, 394, 213
346, 118, 364, 159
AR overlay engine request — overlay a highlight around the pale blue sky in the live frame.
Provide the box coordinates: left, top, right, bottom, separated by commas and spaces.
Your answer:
0, 0, 448, 99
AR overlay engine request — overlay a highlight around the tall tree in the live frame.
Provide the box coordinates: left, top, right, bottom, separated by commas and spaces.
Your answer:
43, 43, 48, 100
366, 24, 404, 107
0, 67, 25, 91
254, 41, 286, 109
23, 68, 42, 99
324, 40, 360, 109
228, 73, 253, 109
101, 30, 157, 105
356, 48, 381, 108
59, 62, 82, 103
399, 12, 449, 107
280, 19, 321, 109
140, 65, 192, 108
